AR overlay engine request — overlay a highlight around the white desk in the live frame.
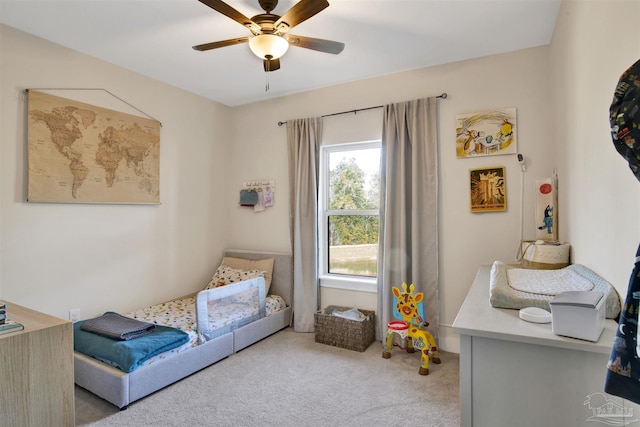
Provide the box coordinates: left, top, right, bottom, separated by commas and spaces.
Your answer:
452, 265, 639, 427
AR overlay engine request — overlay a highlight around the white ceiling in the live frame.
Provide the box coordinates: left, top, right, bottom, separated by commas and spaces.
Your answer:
0, 0, 561, 107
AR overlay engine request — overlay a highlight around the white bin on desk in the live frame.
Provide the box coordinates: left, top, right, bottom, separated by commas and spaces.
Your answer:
549, 291, 605, 342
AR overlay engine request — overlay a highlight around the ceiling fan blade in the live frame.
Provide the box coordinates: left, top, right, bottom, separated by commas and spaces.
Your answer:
263, 58, 281, 72
198, 0, 261, 33
274, 0, 329, 33
285, 34, 344, 54
192, 36, 250, 51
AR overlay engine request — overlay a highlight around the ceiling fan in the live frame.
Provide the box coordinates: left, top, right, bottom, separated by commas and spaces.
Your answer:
193, 0, 345, 73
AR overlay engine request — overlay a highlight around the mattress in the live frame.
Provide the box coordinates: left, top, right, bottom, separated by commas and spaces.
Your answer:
489, 261, 621, 319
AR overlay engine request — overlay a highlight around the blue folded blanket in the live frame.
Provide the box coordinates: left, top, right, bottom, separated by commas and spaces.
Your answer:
74, 318, 190, 373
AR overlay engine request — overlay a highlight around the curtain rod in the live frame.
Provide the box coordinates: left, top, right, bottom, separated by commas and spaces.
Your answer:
277, 92, 447, 126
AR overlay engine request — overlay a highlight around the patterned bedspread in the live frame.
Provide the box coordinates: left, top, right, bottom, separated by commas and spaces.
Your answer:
121, 294, 287, 368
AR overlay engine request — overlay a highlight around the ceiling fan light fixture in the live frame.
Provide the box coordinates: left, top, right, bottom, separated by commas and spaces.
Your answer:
248, 34, 289, 60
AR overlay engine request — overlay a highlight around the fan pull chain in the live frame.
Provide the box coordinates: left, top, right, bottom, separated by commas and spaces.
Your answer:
264, 56, 272, 92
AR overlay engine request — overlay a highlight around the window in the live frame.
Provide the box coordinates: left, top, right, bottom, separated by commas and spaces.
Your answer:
319, 141, 381, 292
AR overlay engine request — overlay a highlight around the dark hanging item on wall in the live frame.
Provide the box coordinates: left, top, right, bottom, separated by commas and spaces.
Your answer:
239, 189, 259, 206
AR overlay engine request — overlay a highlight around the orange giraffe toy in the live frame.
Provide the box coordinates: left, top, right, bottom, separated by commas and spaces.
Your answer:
382, 282, 441, 375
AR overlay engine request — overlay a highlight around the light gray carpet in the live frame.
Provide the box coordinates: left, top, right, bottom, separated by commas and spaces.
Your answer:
75, 328, 460, 426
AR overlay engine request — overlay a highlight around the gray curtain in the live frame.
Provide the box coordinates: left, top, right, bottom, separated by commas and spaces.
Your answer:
287, 117, 322, 332
377, 97, 439, 341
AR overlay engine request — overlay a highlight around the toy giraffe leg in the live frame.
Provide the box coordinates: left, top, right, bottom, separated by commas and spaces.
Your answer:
381, 329, 395, 359
406, 336, 415, 353
423, 330, 441, 364
422, 330, 441, 365
413, 330, 441, 375
419, 348, 430, 375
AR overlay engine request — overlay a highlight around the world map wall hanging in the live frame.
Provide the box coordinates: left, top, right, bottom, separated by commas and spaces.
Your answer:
27, 90, 161, 204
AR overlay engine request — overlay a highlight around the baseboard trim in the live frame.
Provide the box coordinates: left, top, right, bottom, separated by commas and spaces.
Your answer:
438, 324, 460, 353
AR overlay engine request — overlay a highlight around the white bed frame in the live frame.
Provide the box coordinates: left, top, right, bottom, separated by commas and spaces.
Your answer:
74, 250, 293, 409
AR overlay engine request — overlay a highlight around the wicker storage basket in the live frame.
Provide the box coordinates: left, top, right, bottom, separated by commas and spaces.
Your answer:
314, 305, 375, 352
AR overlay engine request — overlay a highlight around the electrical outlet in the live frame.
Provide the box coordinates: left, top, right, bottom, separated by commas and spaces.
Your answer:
69, 309, 81, 323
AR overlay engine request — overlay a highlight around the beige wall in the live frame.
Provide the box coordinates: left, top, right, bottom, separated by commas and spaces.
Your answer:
1, 0, 638, 354
229, 46, 557, 351
0, 25, 233, 318
551, 0, 640, 293
228, 0, 640, 352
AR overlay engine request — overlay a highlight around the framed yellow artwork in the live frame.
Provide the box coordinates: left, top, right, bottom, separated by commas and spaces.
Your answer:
456, 108, 517, 158
469, 166, 506, 213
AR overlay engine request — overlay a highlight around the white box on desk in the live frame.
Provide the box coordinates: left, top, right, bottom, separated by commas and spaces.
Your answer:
549, 291, 605, 342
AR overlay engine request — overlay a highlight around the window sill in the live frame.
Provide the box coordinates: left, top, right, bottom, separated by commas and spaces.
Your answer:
319, 275, 377, 293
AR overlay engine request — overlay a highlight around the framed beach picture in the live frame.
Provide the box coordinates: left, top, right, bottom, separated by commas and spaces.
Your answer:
469, 166, 506, 213
456, 108, 517, 158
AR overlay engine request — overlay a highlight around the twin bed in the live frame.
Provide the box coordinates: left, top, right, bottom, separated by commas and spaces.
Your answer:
74, 249, 293, 409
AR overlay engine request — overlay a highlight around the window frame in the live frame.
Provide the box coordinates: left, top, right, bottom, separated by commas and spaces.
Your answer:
318, 140, 381, 293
